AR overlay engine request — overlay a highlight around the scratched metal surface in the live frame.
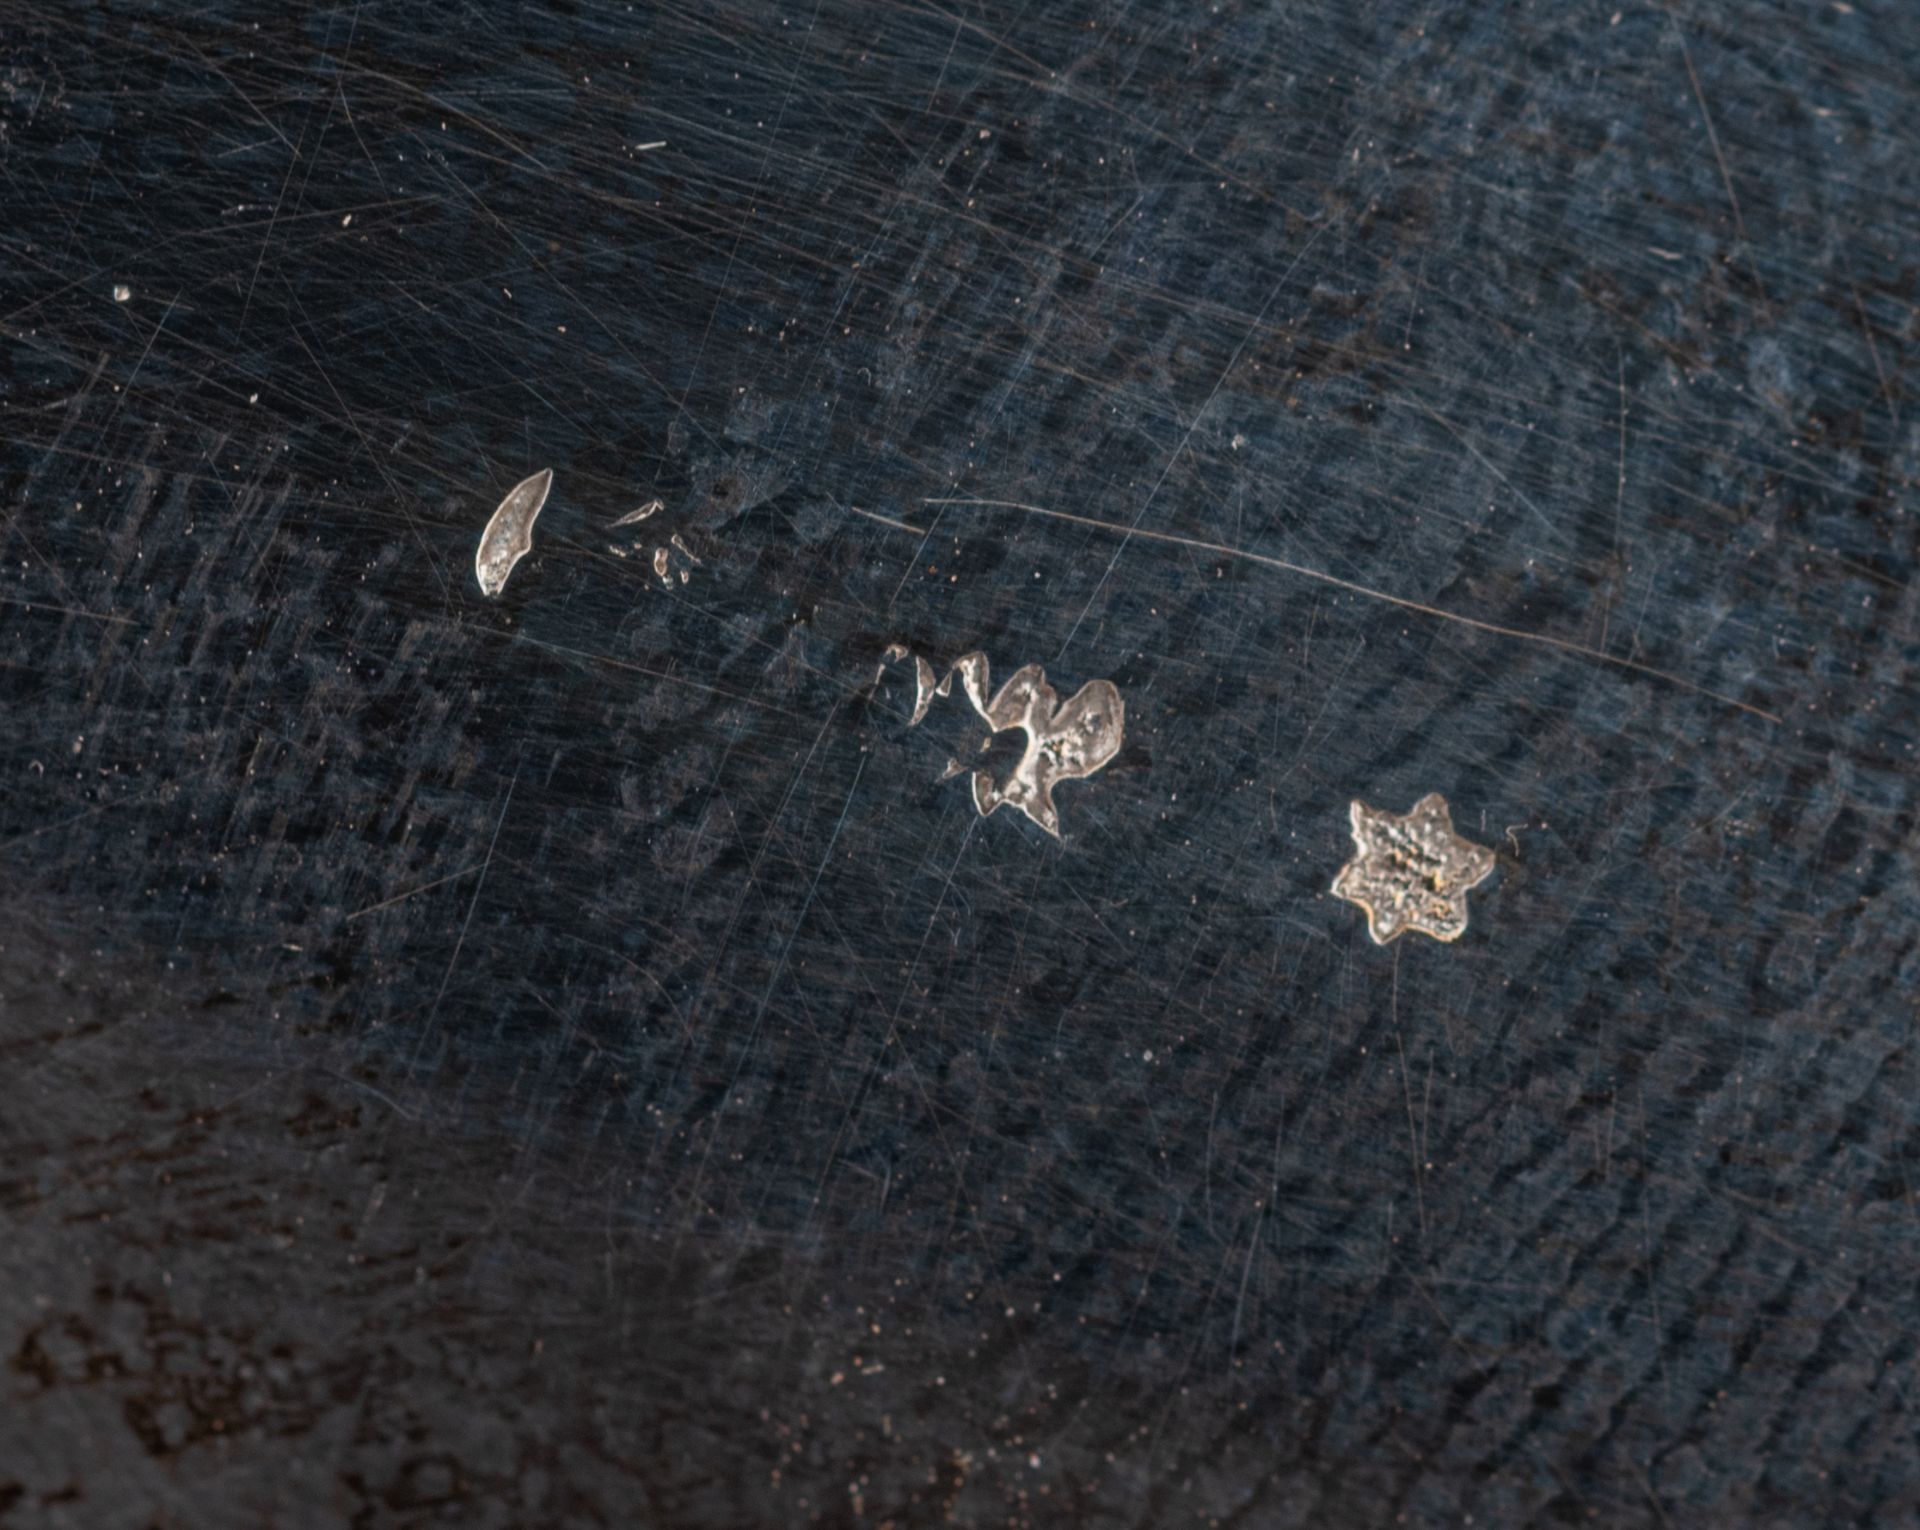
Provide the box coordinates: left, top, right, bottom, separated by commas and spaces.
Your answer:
2, 3, 1917, 1526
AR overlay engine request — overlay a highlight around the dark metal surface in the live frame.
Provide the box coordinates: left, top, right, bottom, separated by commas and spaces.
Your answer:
2, 3, 1917, 1525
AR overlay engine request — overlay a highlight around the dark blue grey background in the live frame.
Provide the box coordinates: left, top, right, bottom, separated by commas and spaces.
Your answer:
2, 2, 1916, 1524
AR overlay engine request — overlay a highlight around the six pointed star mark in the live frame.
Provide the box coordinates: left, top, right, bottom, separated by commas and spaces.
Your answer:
1331, 792, 1496, 945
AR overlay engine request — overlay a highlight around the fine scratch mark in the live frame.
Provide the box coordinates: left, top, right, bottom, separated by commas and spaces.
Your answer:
1637, 1078, 1675, 1414
1669, 11, 1746, 245
924, 497, 1779, 722
676, 750, 870, 1260
239, 136, 304, 337
476, 467, 553, 596
322, 1068, 418, 1122
1603, 344, 1629, 650
1054, 212, 1338, 658
1230, 1120, 1287, 1353
1853, 285, 1901, 435
410, 758, 520, 1068
119, 293, 179, 399
515, 635, 809, 720
1390, 945, 1430, 1246
1408, 397, 1559, 542
1668, 8, 1767, 307
850, 505, 927, 535
343, 862, 482, 922
0, 596, 134, 626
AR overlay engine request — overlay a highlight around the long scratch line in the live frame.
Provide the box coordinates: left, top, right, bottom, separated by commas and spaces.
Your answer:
1056, 213, 1336, 659
344, 862, 483, 923
923, 498, 1779, 722
849, 504, 926, 535
1669, 9, 1768, 313
410, 757, 521, 1069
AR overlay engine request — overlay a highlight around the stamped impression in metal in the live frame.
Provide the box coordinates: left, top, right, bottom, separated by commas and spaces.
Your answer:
1331, 792, 1495, 944
475, 468, 554, 597
887, 649, 1124, 839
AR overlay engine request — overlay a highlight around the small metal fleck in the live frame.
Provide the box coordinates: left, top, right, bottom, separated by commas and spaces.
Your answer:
910, 655, 939, 726
875, 643, 911, 686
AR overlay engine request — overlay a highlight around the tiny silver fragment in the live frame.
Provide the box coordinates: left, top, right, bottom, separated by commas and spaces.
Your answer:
911, 656, 939, 726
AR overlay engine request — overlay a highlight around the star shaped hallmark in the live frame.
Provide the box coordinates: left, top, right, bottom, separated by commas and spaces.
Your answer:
1331, 792, 1496, 945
